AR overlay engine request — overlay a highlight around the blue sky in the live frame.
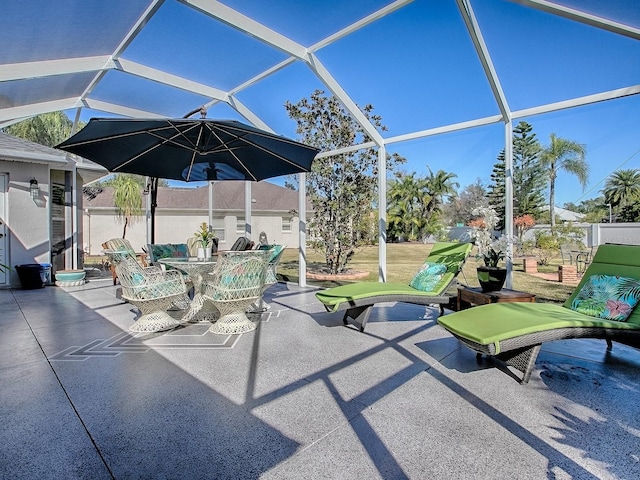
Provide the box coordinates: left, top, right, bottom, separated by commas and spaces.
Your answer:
66, 0, 640, 208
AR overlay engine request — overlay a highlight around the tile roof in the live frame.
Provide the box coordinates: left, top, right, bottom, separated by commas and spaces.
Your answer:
85, 181, 307, 212
0, 132, 68, 164
0, 132, 107, 182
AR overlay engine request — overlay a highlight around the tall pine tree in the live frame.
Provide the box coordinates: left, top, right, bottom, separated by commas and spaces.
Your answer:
487, 150, 506, 230
487, 121, 546, 230
512, 122, 545, 218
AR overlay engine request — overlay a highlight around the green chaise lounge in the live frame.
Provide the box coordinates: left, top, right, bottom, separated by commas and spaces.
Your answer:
437, 243, 640, 384
316, 241, 473, 332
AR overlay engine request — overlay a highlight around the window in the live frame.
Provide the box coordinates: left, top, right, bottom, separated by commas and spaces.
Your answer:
236, 217, 245, 234
282, 217, 292, 233
212, 218, 225, 242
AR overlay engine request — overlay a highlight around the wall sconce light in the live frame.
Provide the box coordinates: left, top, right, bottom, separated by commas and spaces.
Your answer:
29, 178, 39, 198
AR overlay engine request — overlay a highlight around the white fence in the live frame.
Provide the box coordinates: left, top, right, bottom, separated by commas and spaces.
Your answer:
531, 223, 640, 247
448, 223, 640, 247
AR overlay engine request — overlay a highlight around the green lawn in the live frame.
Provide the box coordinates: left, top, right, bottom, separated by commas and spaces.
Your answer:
278, 242, 576, 304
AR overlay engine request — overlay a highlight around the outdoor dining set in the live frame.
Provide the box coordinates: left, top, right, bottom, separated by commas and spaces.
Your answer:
101, 237, 285, 336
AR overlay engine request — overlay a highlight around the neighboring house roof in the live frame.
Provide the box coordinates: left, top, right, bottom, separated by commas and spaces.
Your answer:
544, 205, 586, 222
85, 181, 307, 212
0, 132, 107, 183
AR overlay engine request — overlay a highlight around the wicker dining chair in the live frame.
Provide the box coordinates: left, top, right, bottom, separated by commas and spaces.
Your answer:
250, 244, 286, 312
102, 238, 148, 285
104, 249, 188, 333
202, 250, 268, 335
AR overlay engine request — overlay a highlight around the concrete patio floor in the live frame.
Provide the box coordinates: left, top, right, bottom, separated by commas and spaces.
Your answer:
1, 277, 639, 479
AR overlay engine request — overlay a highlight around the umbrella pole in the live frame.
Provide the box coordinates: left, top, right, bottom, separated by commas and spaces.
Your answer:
150, 177, 158, 244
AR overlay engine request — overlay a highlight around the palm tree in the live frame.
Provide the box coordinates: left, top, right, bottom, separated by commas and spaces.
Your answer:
539, 133, 588, 232
602, 169, 640, 214
422, 168, 458, 219
387, 174, 420, 241
111, 174, 143, 239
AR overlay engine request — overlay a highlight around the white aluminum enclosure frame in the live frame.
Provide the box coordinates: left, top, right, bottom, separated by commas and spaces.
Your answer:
1, 0, 639, 285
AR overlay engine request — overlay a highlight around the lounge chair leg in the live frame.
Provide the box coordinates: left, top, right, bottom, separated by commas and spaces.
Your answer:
497, 345, 541, 384
343, 305, 373, 332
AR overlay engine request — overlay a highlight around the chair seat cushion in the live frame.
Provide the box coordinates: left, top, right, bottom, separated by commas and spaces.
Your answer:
316, 274, 454, 312
148, 243, 189, 262
438, 302, 640, 348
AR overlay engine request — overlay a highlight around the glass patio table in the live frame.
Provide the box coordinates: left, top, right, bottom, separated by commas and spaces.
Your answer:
158, 257, 219, 323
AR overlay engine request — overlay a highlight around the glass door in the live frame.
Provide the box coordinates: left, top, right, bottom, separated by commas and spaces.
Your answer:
50, 170, 72, 273
0, 174, 7, 286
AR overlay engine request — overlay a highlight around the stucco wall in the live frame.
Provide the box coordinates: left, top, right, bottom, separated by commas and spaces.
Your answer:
590, 223, 640, 246
2, 162, 51, 287
83, 209, 300, 255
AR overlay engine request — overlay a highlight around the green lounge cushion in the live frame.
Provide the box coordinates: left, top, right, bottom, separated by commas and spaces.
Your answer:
316, 273, 454, 312
437, 302, 640, 354
436, 244, 640, 383
315, 242, 473, 334
569, 274, 640, 321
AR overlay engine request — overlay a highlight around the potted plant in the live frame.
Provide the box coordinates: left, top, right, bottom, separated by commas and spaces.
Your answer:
194, 222, 215, 260
469, 206, 509, 292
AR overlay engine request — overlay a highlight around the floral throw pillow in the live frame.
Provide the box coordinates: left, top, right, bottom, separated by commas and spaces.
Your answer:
409, 262, 448, 292
570, 275, 640, 321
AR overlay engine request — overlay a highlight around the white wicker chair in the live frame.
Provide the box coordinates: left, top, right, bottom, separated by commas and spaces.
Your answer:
263, 245, 285, 284
250, 244, 286, 312
102, 238, 148, 285
202, 250, 268, 335
104, 249, 188, 333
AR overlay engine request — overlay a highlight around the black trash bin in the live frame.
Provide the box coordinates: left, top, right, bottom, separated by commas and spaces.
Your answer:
15, 264, 46, 289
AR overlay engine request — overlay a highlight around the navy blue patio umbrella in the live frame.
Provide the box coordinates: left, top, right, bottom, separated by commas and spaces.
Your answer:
56, 116, 319, 241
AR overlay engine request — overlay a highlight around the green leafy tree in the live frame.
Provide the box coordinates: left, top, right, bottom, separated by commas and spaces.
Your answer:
285, 90, 405, 274
539, 133, 588, 232
602, 169, 640, 221
3, 111, 81, 146
619, 203, 640, 222
444, 180, 488, 226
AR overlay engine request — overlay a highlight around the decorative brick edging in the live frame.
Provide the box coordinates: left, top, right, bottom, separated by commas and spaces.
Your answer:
558, 265, 579, 284
522, 257, 538, 274
306, 270, 370, 281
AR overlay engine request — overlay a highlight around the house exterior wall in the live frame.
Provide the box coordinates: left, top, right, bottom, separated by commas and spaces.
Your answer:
1, 161, 51, 287
83, 208, 300, 255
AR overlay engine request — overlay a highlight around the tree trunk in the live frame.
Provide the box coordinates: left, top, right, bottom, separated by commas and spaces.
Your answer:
549, 165, 556, 233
